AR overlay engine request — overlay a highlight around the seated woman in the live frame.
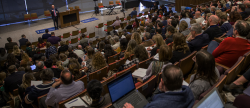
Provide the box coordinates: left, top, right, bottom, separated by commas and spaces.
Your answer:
85, 47, 95, 65
37, 37, 46, 48
104, 44, 117, 63
122, 45, 149, 70
115, 38, 128, 56
58, 41, 68, 55
135, 45, 172, 87
12, 45, 23, 61
69, 62, 84, 80
150, 34, 166, 57
85, 52, 107, 81
131, 32, 142, 45
20, 53, 32, 67
59, 53, 69, 67
45, 42, 57, 59
169, 33, 191, 64
98, 41, 105, 53
123, 40, 137, 59
26, 41, 36, 56
189, 50, 220, 100
18, 73, 35, 99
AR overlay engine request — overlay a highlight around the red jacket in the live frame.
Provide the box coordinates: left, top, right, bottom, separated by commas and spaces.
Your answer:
212, 37, 250, 67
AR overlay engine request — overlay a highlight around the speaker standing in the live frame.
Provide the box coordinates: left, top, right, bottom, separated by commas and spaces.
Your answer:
50, 5, 59, 29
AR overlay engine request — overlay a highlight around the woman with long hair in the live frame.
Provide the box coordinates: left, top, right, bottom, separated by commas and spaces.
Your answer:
85, 47, 95, 65
169, 33, 191, 64
115, 38, 128, 54
98, 41, 105, 52
20, 53, 32, 67
4, 53, 20, 70
18, 73, 35, 99
150, 34, 166, 57
131, 32, 142, 45
124, 40, 137, 59
133, 18, 140, 29
135, 45, 172, 87
37, 37, 46, 48
189, 50, 220, 100
69, 62, 83, 80
104, 44, 117, 63
12, 45, 22, 61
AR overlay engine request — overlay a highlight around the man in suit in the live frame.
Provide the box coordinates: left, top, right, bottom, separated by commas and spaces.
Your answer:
141, 32, 154, 47
129, 7, 137, 18
203, 15, 223, 41
162, 16, 167, 27
5, 37, 18, 51
19, 34, 28, 47
42, 29, 51, 39
50, 5, 59, 29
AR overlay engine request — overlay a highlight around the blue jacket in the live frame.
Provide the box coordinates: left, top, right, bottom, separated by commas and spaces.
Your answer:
162, 20, 167, 27
130, 10, 137, 18
144, 86, 195, 108
42, 33, 51, 39
19, 38, 28, 47
220, 22, 232, 34
188, 33, 210, 52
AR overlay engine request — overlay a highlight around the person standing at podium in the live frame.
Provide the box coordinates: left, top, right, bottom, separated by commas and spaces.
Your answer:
50, 5, 59, 29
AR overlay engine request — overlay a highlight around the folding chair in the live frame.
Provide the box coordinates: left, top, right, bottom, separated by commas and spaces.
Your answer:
242, 50, 250, 73
109, 1, 114, 5
31, 13, 38, 20
116, 64, 137, 77
101, 75, 116, 95
125, 16, 131, 21
88, 32, 95, 38
76, 75, 88, 88
69, 37, 79, 46
108, 53, 120, 64
179, 51, 197, 76
89, 66, 108, 81
138, 57, 153, 69
44, 10, 51, 17
24, 14, 31, 21
120, 17, 124, 22
80, 28, 87, 34
75, 6, 81, 11
136, 75, 157, 98
137, 13, 142, 17
143, 11, 148, 16
116, 0, 121, 5
104, 26, 113, 34
95, 23, 104, 34
104, 21, 113, 26
62, 32, 70, 39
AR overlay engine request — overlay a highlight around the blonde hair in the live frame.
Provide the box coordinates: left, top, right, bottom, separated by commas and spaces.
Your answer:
159, 45, 172, 62
125, 40, 137, 59
56, 61, 64, 70
21, 73, 35, 89
152, 34, 166, 47
22, 53, 30, 62
131, 32, 142, 44
91, 52, 107, 70
13, 45, 21, 56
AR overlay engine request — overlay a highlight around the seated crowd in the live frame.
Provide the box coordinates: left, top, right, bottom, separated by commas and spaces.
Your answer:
1, 0, 250, 107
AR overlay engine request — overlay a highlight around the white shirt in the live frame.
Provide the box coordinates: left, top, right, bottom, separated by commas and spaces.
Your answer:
195, 17, 205, 25
74, 49, 85, 58
112, 42, 120, 50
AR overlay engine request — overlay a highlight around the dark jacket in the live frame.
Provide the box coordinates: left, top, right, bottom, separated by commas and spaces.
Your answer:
130, 10, 137, 18
162, 20, 167, 27
169, 50, 191, 64
42, 33, 51, 39
240, 11, 249, 20
5, 42, 18, 51
51, 68, 62, 78
165, 34, 173, 44
203, 25, 223, 41
188, 33, 210, 52
19, 38, 28, 47
50, 8, 59, 19
58, 45, 68, 54
220, 22, 232, 34
150, 47, 159, 57
4, 71, 25, 93
47, 36, 61, 45
245, 8, 250, 16
143, 86, 195, 108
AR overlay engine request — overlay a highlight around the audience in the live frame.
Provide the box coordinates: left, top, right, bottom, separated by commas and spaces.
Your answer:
112, 36, 120, 50
5, 37, 18, 52
59, 53, 69, 67
131, 32, 142, 45
104, 44, 117, 63
112, 16, 121, 27
229, 11, 242, 25
203, 15, 223, 41
37, 37, 46, 48
179, 11, 191, 28
68, 62, 83, 80
45, 42, 57, 58
33, 61, 45, 80
44, 59, 62, 78
85, 47, 95, 65
124, 39, 137, 59
13, 45, 22, 61
115, 38, 127, 54
237, 4, 248, 20
195, 11, 205, 24
47, 32, 61, 45
219, 12, 232, 33
45, 69, 85, 107
165, 26, 175, 44
58, 41, 68, 54
150, 34, 166, 57
19, 35, 28, 47
79, 34, 89, 45
42, 29, 51, 39
179, 20, 190, 36
141, 32, 154, 47
74, 45, 85, 58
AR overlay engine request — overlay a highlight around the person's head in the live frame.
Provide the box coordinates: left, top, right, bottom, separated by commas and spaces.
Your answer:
160, 65, 183, 91
45, 29, 49, 33
36, 61, 44, 70
25, 66, 33, 73
156, 29, 162, 34
59, 53, 67, 61
98, 41, 105, 51
159, 45, 172, 62
114, 36, 119, 43
167, 26, 175, 34
41, 56, 46, 61
191, 23, 202, 37
26, 41, 31, 47
77, 45, 82, 50
22, 53, 30, 62
152, 34, 166, 47
52, 5, 55, 9
22, 73, 35, 89
233, 20, 250, 37
170, 20, 177, 28
91, 51, 106, 70
180, 11, 187, 18
7, 37, 12, 43
167, 19, 172, 25
38, 37, 44, 44
8, 65, 17, 74
195, 11, 201, 18
0, 72, 6, 83
119, 38, 128, 51
144, 32, 151, 41
134, 45, 148, 61
18, 67, 25, 71
229, 11, 242, 23
21, 34, 26, 38
87, 47, 94, 59
179, 20, 188, 32
192, 50, 218, 84
104, 44, 115, 55
215, 10, 222, 16
87, 80, 103, 100
61, 69, 73, 85
208, 15, 219, 25
68, 63, 81, 80
237, 4, 245, 13
219, 12, 228, 23
157, 22, 163, 29
131, 32, 142, 44
0, 48, 6, 56
46, 42, 52, 48
51, 32, 55, 36
172, 33, 189, 53
211, 6, 216, 12
12, 45, 21, 55
139, 26, 144, 33
133, 7, 136, 11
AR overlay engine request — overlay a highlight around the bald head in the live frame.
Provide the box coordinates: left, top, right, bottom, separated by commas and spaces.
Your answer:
78, 45, 82, 50
209, 15, 219, 25
195, 11, 201, 18
61, 69, 73, 85
162, 65, 183, 91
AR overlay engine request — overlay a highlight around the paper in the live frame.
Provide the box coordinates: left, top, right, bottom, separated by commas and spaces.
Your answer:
31, 81, 42, 86
64, 97, 88, 108
125, 60, 130, 65
81, 95, 92, 106
154, 53, 159, 60
132, 68, 147, 78
182, 80, 189, 86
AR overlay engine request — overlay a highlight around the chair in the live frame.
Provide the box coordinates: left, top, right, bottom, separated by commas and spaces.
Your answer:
88, 32, 95, 38
202, 45, 208, 50
89, 66, 108, 81
120, 17, 124, 22
108, 57, 127, 71
37, 94, 47, 107
58, 89, 87, 108
109, 1, 114, 5
31, 13, 38, 19
68, 7, 74, 10
32, 42, 38, 46
143, 11, 148, 16
80, 27, 87, 34
108, 53, 120, 64
179, 51, 197, 76
138, 57, 153, 69
76, 75, 88, 88
92, 39, 98, 46
21, 45, 27, 51
116, 0, 121, 5
95, 23, 104, 33
125, 16, 131, 21
132, 15, 136, 19
98, 3, 104, 8
71, 30, 79, 37
136, 75, 157, 98
104, 21, 113, 26
224, 56, 245, 84
24, 14, 31, 20
137, 13, 142, 17
121, 22, 127, 29
116, 64, 137, 77
101, 37, 106, 40
44, 10, 51, 16
62, 32, 70, 39
104, 26, 113, 33
242, 50, 250, 73
69, 37, 78, 45
75, 6, 81, 11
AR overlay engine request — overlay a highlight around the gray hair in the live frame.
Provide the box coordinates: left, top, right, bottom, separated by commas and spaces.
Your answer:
114, 36, 119, 42
144, 32, 151, 40
211, 6, 216, 11
36, 61, 44, 70
191, 23, 202, 34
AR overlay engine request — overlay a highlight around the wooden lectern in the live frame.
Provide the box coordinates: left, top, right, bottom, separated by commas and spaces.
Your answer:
58, 9, 80, 28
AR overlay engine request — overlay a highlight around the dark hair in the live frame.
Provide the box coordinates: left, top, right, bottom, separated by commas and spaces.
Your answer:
204, 8, 210, 14
235, 20, 250, 37
82, 33, 86, 38
98, 41, 105, 51
87, 47, 95, 59
171, 20, 178, 28
156, 29, 162, 34
8, 65, 16, 74
134, 45, 149, 61
120, 38, 128, 51
26, 41, 31, 46
239, 4, 245, 11
162, 65, 183, 91
44, 59, 53, 68
190, 50, 218, 86
229, 11, 242, 23
0, 48, 6, 57
181, 11, 186, 18
145, 27, 151, 33
40, 68, 54, 81
87, 80, 103, 100
167, 26, 175, 33
7, 37, 12, 43
104, 39, 110, 44
158, 22, 163, 28
51, 32, 55, 36
61, 69, 73, 85
25, 66, 33, 73
38, 37, 44, 44
45, 29, 49, 33
6, 54, 17, 66
22, 34, 25, 38
104, 44, 116, 61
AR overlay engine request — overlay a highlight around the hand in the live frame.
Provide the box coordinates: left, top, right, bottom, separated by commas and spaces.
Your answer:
123, 103, 134, 108
52, 79, 62, 88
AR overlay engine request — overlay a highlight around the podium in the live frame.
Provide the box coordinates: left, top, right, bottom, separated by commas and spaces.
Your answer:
58, 10, 80, 28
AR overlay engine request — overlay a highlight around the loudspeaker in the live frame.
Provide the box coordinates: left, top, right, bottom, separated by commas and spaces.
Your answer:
95, 7, 99, 14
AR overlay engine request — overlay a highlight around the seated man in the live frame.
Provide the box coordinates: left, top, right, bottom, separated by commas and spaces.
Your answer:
42, 29, 51, 39
187, 23, 210, 52
74, 45, 85, 58
141, 32, 154, 47
4, 65, 25, 94
45, 69, 85, 107
203, 15, 223, 41
112, 16, 121, 27
212, 20, 250, 68
5, 37, 18, 51
22, 69, 55, 108
87, 80, 111, 107
123, 65, 195, 108
129, 7, 137, 18
194, 11, 205, 24
165, 26, 175, 44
